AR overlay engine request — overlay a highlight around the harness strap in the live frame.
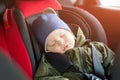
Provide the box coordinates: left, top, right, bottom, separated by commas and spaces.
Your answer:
90, 43, 105, 78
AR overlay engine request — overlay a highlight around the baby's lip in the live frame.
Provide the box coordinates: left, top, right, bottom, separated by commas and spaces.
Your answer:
64, 45, 69, 50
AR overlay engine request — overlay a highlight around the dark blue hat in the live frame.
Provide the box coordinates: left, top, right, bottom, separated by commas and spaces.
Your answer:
32, 13, 71, 49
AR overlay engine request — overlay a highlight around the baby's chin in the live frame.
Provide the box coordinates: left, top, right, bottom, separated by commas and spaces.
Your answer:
53, 50, 67, 54
49, 47, 74, 54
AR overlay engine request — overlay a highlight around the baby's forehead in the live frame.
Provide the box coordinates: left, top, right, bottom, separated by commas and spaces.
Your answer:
46, 29, 69, 41
48, 29, 66, 38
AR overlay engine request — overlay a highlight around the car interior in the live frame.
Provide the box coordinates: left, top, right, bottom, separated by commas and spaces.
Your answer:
0, 0, 120, 80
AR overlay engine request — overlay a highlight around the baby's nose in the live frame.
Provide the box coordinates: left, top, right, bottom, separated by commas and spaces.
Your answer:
58, 39, 65, 45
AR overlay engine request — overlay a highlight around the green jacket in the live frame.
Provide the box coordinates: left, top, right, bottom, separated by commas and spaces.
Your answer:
34, 27, 115, 80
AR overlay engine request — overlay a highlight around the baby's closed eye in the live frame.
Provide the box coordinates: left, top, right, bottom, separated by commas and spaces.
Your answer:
47, 41, 56, 47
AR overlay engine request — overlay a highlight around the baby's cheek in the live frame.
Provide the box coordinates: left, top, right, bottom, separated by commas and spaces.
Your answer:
54, 48, 63, 53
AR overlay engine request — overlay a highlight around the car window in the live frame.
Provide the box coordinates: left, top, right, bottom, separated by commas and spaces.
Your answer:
100, 0, 120, 7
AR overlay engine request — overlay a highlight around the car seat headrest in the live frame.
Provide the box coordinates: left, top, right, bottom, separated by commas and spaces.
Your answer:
16, 0, 62, 18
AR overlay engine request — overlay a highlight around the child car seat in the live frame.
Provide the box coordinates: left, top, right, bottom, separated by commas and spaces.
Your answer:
16, 0, 107, 69
25, 6, 107, 72
2, 0, 107, 79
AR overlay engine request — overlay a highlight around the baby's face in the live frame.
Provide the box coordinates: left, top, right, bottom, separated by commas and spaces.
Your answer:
45, 29, 75, 54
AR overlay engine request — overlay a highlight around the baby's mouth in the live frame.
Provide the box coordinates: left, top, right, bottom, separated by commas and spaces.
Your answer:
64, 45, 69, 51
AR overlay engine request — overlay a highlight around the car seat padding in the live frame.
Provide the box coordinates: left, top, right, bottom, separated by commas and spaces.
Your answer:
3, 8, 33, 78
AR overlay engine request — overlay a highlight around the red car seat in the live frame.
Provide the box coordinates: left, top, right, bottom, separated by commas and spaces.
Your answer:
2, 0, 62, 79
3, 8, 33, 78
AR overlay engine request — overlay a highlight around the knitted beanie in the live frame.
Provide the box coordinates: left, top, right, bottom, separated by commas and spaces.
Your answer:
32, 13, 72, 49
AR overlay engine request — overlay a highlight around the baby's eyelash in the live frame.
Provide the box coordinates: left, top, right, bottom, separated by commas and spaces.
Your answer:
48, 42, 56, 47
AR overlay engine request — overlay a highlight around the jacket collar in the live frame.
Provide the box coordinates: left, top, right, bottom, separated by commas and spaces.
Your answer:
69, 24, 86, 47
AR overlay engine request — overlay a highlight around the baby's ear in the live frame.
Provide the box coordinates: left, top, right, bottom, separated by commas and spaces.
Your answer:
43, 7, 57, 14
